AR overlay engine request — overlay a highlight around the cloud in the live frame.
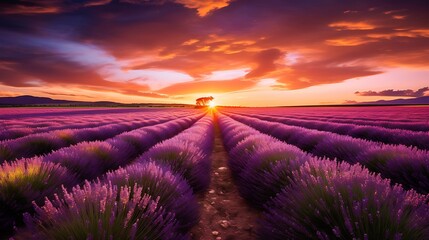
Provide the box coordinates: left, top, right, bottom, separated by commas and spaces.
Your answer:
0, 91, 20, 97
344, 100, 358, 104
246, 49, 283, 78
0, 0, 428, 101
158, 79, 257, 95
38, 91, 95, 98
0, 30, 191, 98
355, 87, 429, 97
329, 21, 376, 30
276, 62, 382, 89
174, 0, 231, 16
325, 37, 378, 46
0, 0, 112, 15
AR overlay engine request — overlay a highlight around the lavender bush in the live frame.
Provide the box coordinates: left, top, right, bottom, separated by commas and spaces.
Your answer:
45, 141, 127, 180
105, 161, 199, 231
228, 135, 279, 178
0, 135, 66, 162
259, 159, 429, 239
138, 139, 210, 192
23, 181, 185, 240
0, 158, 77, 231
226, 112, 429, 194
357, 145, 429, 194
237, 142, 311, 207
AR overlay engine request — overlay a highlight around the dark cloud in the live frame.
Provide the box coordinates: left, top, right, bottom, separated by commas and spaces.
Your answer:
356, 87, 429, 97
0, 0, 113, 15
344, 100, 358, 104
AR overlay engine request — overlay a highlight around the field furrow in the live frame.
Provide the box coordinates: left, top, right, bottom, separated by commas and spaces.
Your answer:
0, 112, 201, 163
216, 112, 429, 239
224, 112, 429, 194
237, 111, 429, 131
0, 109, 196, 141
2, 112, 206, 238
226, 111, 429, 150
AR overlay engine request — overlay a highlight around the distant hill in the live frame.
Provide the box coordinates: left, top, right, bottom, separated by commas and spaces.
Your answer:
0, 95, 118, 106
359, 96, 429, 105
0, 95, 192, 107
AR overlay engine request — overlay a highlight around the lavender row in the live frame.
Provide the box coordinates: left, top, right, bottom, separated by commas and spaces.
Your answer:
227, 111, 429, 150
0, 115, 135, 141
236, 110, 429, 132
0, 107, 172, 120
0, 111, 134, 127
0, 110, 195, 141
284, 114, 429, 132
236, 106, 429, 122
17, 114, 214, 239
136, 114, 214, 192
0, 112, 144, 129
225, 112, 429, 194
0, 119, 156, 163
1, 108, 197, 127
0, 113, 195, 163
0, 114, 203, 236
217, 113, 429, 239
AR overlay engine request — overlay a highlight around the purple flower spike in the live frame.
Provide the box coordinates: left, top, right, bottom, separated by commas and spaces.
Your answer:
259, 159, 429, 239
0, 134, 66, 162
228, 134, 277, 178
24, 181, 187, 240
45, 141, 127, 180
312, 135, 373, 163
138, 139, 211, 192
237, 142, 311, 207
0, 157, 77, 232
357, 145, 429, 194
105, 161, 199, 231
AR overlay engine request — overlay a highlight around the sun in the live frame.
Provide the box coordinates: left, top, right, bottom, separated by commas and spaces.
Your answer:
208, 100, 216, 108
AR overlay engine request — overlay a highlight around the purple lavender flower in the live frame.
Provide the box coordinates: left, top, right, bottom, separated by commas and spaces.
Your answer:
138, 139, 211, 192
312, 134, 374, 163
105, 138, 139, 160
0, 128, 32, 141
237, 142, 311, 207
0, 157, 77, 232
228, 134, 277, 178
223, 127, 259, 151
287, 129, 327, 152
105, 161, 199, 231
357, 145, 429, 194
259, 158, 429, 239
0, 134, 67, 162
143, 125, 174, 142
45, 141, 127, 180
113, 130, 159, 153
23, 181, 186, 240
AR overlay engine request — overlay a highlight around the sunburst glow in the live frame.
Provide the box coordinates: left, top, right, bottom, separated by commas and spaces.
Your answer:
209, 100, 216, 108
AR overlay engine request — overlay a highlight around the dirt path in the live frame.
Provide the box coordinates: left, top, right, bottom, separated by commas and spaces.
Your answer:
190, 123, 259, 240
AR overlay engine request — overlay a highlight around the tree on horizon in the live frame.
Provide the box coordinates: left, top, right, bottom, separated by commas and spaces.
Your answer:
196, 96, 214, 107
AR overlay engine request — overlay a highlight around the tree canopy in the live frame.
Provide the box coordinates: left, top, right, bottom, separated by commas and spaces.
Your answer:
196, 96, 214, 107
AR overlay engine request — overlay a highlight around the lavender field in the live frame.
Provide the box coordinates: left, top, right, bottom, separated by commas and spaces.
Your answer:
1, 106, 429, 239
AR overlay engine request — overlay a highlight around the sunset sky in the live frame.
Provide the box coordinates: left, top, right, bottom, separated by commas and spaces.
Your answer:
0, 0, 428, 106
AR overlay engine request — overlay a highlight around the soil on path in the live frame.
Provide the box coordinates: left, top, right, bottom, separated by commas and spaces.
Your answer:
190, 123, 259, 240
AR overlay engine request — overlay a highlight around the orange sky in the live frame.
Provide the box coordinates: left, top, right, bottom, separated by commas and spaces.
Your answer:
0, 0, 428, 106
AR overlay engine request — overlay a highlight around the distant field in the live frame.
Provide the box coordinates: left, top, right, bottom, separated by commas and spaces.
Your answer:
1, 106, 428, 239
